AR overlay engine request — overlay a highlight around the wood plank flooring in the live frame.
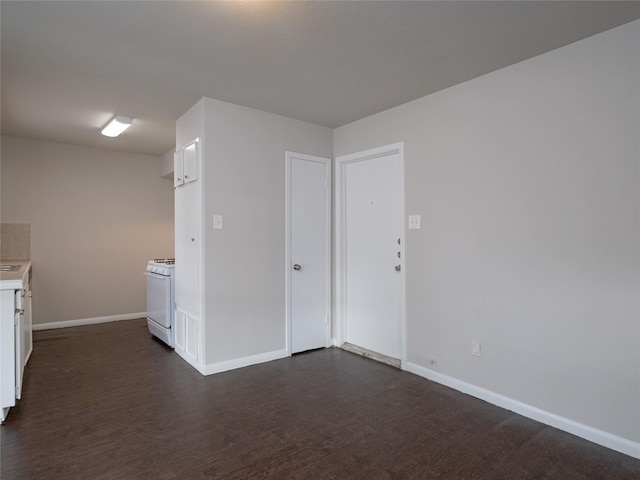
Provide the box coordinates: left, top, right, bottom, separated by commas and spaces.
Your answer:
1, 319, 638, 479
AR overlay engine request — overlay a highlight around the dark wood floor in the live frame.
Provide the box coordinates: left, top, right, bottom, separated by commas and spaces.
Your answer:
1, 319, 638, 479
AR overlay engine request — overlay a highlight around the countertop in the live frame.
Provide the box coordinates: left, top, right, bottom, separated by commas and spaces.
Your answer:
0, 260, 31, 290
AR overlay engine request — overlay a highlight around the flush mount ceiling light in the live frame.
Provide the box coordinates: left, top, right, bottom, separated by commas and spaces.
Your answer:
101, 115, 132, 137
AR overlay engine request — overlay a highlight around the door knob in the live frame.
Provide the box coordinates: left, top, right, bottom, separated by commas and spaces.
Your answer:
293, 264, 302, 271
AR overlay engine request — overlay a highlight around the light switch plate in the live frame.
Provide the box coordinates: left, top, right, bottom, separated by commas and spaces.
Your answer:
213, 214, 223, 229
408, 215, 421, 229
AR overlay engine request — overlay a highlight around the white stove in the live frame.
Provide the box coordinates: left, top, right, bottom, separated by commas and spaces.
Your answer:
145, 259, 175, 347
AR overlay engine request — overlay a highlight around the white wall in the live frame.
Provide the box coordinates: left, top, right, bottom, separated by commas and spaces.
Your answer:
334, 21, 640, 445
178, 98, 333, 366
0, 136, 175, 325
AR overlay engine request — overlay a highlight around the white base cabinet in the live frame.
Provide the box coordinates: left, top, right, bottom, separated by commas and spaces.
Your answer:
1, 290, 16, 422
1, 267, 32, 422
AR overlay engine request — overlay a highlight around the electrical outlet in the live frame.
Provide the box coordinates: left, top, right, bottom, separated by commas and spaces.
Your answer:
471, 340, 481, 357
408, 215, 421, 229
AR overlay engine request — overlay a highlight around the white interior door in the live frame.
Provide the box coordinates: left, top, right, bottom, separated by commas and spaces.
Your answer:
286, 152, 331, 354
337, 143, 405, 361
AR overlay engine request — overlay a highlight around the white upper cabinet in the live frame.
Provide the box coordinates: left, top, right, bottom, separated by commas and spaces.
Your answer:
183, 140, 198, 184
174, 139, 199, 188
174, 149, 184, 187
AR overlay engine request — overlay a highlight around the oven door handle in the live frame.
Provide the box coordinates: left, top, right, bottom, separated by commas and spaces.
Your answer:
145, 272, 169, 279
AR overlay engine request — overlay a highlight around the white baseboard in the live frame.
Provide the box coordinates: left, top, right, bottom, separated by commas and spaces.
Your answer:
33, 312, 146, 331
200, 348, 289, 376
405, 362, 640, 460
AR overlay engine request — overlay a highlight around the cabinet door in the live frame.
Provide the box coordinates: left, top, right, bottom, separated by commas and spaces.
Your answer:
14, 291, 22, 400
174, 150, 184, 188
0, 290, 16, 417
23, 288, 32, 368
183, 140, 198, 184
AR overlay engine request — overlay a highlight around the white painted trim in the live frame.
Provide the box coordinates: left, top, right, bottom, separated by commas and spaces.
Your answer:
199, 349, 289, 376
174, 136, 205, 369
285, 151, 292, 355
32, 312, 146, 331
405, 362, 640, 460
285, 151, 332, 355
335, 142, 406, 366
174, 345, 206, 374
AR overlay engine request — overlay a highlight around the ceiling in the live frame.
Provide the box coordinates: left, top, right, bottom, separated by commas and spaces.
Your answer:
2, 1, 639, 157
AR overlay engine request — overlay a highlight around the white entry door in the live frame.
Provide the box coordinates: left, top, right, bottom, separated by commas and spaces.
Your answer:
286, 152, 331, 354
336, 143, 405, 361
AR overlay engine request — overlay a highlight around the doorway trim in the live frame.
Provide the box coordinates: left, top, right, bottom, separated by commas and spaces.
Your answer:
285, 151, 332, 355
335, 142, 406, 367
